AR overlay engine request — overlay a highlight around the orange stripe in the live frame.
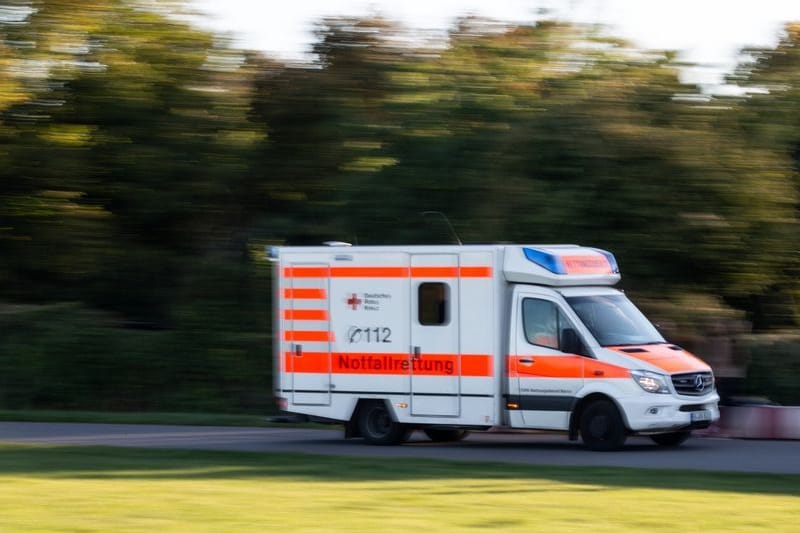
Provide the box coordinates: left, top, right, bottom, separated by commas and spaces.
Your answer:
411, 267, 458, 277
507, 355, 629, 379
461, 354, 494, 376
283, 309, 329, 320
283, 266, 409, 278
646, 357, 709, 374
412, 266, 493, 278
508, 355, 583, 378
285, 351, 331, 373
283, 330, 333, 342
607, 345, 711, 374
283, 288, 326, 299
460, 266, 492, 277
282, 352, 493, 377
582, 358, 630, 378
283, 267, 329, 278
282, 266, 493, 278
331, 266, 410, 278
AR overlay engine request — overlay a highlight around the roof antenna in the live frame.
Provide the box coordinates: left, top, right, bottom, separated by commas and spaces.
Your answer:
422, 211, 462, 245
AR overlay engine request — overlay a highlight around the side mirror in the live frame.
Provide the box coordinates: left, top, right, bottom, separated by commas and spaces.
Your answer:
560, 328, 587, 356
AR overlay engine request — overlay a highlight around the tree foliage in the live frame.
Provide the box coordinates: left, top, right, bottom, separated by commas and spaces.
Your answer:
1, 2, 799, 411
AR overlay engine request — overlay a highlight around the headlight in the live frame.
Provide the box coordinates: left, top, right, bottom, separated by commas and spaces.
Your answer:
631, 370, 671, 394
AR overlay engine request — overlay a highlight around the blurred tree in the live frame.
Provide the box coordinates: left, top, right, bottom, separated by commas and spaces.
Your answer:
249, 17, 797, 311
2, 5, 799, 411
0, 0, 106, 301
725, 23, 800, 327
500, 39, 797, 302
1, 0, 271, 411
1, 0, 261, 322
249, 17, 408, 244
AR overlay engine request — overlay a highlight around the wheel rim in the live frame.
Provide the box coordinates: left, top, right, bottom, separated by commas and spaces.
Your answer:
367, 408, 392, 437
588, 413, 610, 440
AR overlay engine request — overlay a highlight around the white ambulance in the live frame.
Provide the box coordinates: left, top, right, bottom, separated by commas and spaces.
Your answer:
272, 243, 719, 450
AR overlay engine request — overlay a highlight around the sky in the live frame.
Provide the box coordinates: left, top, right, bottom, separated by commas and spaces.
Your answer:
188, 0, 800, 88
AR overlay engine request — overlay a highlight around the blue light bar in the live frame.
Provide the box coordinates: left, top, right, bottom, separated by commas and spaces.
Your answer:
523, 248, 567, 274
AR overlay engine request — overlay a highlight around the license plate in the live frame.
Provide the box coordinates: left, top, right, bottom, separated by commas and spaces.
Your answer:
691, 410, 712, 422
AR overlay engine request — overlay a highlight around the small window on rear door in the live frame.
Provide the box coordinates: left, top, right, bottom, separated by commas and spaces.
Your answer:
418, 282, 449, 326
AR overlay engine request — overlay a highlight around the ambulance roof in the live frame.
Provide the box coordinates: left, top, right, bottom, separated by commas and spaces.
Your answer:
271, 243, 621, 287
502, 245, 620, 287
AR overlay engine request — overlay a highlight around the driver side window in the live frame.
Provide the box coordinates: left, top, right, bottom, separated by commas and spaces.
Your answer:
522, 298, 586, 355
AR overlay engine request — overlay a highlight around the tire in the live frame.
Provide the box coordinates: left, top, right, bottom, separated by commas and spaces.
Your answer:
423, 428, 469, 442
357, 401, 411, 445
580, 400, 627, 451
650, 431, 691, 447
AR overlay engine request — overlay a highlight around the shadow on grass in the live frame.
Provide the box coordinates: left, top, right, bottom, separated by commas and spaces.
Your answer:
0, 444, 797, 496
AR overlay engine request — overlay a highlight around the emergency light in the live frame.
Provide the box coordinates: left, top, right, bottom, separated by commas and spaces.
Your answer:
523, 248, 567, 274
522, 247, 619, 275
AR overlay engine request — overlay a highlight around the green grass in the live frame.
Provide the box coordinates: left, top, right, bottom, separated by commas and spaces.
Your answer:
0, 444, 797, 532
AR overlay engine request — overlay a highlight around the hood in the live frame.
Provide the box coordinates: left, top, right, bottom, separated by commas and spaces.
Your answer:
607, 343, 711, 374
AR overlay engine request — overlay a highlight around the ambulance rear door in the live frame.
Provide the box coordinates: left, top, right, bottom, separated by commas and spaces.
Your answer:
283, 261, 333, 406
410, 253, 460, 417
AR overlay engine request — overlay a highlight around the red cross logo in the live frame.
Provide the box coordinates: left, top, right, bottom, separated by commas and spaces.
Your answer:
347, 293, 362, 310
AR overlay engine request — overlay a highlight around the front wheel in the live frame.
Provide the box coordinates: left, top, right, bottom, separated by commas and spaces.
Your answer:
423, 429, 469, 442
357, 401, 411, 445
580, 400, 627, 451
650, 431, 691, 447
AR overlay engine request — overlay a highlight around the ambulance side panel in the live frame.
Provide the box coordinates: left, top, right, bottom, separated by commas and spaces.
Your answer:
276, 247, 502, 427
327, 252, 411, 402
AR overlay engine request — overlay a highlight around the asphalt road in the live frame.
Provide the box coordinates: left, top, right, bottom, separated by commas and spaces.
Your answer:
1, 421, 799, 474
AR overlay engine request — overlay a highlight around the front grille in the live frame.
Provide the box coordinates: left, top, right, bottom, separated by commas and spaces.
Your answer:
679, 404, 710, 412
672, 372, 714, 396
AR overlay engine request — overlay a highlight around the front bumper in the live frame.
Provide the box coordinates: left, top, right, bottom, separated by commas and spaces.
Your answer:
621, 392, 720, 433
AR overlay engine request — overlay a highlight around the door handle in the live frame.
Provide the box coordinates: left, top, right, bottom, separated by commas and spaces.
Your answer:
294, 344, 303, 357
519, 358, 535, 365
412, 346, 421, 360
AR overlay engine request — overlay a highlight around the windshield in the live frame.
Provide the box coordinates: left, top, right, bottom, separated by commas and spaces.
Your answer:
565, 294, 664, 347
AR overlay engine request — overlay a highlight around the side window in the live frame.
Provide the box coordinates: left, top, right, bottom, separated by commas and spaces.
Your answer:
522, 299, 560, 349
522, 298, 586, 354
419, 282, 449, 326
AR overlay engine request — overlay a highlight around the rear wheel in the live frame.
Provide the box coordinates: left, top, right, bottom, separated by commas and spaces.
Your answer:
580, 400, 627, 451
357, 401, 411, 445
423, 429, 469, 442
650, 431, 691, 447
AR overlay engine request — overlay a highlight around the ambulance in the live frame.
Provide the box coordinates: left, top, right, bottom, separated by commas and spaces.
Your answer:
272, 243, 719, 450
